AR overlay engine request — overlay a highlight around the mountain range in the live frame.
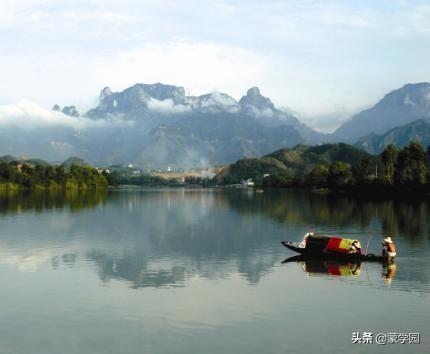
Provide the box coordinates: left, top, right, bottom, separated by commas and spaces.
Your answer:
333, 82, 430, 142
355, 119, 430, 154
0, 81, 429, 168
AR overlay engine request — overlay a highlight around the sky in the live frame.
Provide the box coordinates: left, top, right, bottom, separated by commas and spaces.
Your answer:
1, 0, 429, 132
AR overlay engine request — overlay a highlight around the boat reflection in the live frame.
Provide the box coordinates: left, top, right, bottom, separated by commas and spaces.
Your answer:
282, 255, 397, 285
282, 255, 362, 277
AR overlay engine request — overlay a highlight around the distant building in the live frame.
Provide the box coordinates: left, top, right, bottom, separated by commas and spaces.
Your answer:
242, 179, 255, 187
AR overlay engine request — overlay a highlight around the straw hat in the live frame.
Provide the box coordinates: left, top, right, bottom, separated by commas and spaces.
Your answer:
383, 237, 392, 243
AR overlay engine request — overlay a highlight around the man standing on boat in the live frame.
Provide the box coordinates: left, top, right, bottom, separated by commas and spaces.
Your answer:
381, 237, 396, 259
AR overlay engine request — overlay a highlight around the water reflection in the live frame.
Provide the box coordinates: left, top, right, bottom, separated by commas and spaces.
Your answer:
282, 255, 402, 291
382, 263, 397, 286
224, 190, 430, 244
283, 256, 362, 277
0, 189, 107, 214
0, 189, 429, 293
1, 188, 430, 354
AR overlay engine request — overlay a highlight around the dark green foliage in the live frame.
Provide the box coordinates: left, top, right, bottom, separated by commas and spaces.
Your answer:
268, 143, 373, 174
216, 143, 372, 185
328, 162, 352, 188
351, 157, 373, 185
394, 141, 426, 186
184, 176, 211, 187
107, 172, 175, 186
0, 162, 108, 190
262, 173, 293, 188
308, 165, 329, 188
217, 157, 288, 185
216, 141, 430, 194
381, 144, 397, 185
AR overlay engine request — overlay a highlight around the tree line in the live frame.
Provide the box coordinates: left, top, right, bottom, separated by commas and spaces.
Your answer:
263, 141, 430, 193
0, 162, 108, 190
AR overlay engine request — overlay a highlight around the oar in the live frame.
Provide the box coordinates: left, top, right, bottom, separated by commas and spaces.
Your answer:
364, 232, 372, 256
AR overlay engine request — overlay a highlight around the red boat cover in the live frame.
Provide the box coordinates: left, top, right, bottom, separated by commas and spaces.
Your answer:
326, 237, 352, 254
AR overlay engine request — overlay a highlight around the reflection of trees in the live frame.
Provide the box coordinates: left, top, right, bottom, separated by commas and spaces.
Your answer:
61, 190, 430, 288
2, 188, 429, 290
0, 189, 107, 214
224, 190, 429, 244
391, 202, 429, 242
224, 190, 374, 229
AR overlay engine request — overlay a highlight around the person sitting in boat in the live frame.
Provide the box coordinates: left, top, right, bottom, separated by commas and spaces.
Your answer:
381, 237, 396, 259
350, 240, 362, 254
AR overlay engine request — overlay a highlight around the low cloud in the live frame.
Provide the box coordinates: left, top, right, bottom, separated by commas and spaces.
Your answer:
147, 98, 190, 114
247, 105, 274, 119
299, 107, 362, 133
194, 91, 239, 113
0, 100, 129, 130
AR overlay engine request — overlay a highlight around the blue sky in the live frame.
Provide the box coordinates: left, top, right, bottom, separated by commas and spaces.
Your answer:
1, 0, 429, 131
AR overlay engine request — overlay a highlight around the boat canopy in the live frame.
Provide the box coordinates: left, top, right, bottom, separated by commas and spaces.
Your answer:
305, 233, 330, 244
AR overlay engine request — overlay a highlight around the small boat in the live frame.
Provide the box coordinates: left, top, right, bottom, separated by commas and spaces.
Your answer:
281, 232, 391, 263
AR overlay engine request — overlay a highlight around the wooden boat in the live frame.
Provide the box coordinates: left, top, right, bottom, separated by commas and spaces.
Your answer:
281, 232, 391, 263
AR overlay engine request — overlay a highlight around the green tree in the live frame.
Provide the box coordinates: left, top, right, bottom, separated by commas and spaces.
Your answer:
328, 162, 352, 188
352, 157, 373, 185
308, 165, 329, 188
381, 144, 397, 185
55, 165, 66, 184
395, 141, 426, 186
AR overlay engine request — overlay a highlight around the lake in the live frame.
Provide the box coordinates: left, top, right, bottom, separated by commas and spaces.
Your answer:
0, 188, 429, 354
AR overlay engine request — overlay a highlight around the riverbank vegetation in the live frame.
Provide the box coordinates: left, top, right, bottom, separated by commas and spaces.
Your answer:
216, 142, 430, 194
104, 172, 181, 187
0, 161, 108, 190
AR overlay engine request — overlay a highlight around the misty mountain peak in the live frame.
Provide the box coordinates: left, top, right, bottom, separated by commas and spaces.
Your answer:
88, 83, 187, 118
125, 83, 186, 104
247, 87, 261, 97
378, 82, 430, 107
191, 91, 239, 113
239, 87, 275, 110
100, 87, 113, 101
62, 106, 80, 117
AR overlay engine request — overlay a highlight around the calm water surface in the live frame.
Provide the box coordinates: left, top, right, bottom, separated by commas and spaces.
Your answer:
0, 189, 429, 354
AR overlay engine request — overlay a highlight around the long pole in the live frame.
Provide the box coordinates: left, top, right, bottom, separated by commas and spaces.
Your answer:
365, 232, 372, 255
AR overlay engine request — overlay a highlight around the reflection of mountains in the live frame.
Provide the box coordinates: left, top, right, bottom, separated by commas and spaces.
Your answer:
83, 190, 283, 288
1, 189, 429, 290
